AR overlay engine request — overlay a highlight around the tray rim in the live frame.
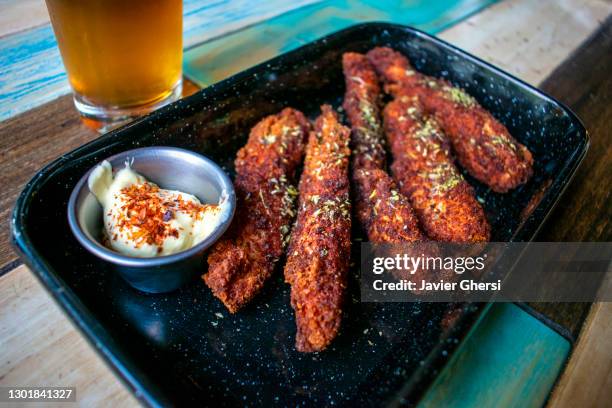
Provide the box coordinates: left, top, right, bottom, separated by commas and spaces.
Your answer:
10, 22, 589, 407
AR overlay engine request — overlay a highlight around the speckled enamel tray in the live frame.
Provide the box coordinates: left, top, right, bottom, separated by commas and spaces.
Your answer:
12, 23, 587, 407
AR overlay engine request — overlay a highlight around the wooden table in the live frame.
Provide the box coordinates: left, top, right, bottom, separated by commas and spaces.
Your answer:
1, 0, 611, 406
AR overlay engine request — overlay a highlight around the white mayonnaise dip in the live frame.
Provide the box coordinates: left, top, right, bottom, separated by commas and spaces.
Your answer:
88, 160, 230, 257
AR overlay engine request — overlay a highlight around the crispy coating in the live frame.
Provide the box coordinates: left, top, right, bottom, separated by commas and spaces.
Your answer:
342, 52, 387, 171
284, 105, 351, 352
342, 52, 426, 244
343, 53, 437, 284
353, 168, 444, 284
367, 47, 533, 193
384, 96, 490, 242
204, 108, 310, 313
352, 168, 426, 243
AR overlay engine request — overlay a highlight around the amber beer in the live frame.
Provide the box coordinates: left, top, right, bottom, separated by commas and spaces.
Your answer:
45, 0, 183, 123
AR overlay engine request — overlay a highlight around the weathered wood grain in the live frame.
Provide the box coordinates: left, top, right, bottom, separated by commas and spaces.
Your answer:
0, 0, 49, 39
547, 302, 612, 408
438, 0, 612, 86
0, 265, 137, 407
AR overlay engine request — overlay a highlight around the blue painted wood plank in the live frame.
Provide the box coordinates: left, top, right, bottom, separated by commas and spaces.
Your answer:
418, 303, 570, 408
0, 0, 321, 121
182, 0, 322, 49
183, 0, 498, 87
0, 24, 68, 120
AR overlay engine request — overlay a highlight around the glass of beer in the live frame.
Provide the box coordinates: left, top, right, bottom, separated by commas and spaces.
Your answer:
45, 0, 183, 131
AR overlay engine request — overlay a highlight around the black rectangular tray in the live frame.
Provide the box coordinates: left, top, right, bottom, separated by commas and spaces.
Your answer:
12, 23, 587, 407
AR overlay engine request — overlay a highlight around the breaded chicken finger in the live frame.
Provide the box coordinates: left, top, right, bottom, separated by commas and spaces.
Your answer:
384, 96, 490, 242
342, 52, 426, 244
367, 47, 533, 193
342, 52, 386, 171
204, 108, 310, 313
284, 105, 351, 352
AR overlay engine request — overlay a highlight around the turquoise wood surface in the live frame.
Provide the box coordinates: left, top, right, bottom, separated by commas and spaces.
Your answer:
419, 304, 570, 408
0, 0, 321, 121
183, 0, 498, 87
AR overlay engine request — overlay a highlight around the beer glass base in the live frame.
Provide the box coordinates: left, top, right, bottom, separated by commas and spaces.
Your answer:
73, 79, 183, 133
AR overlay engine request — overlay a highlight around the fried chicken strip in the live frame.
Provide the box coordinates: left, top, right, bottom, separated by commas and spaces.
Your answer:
284, 105, 351, 352
367, 47, 533, 193
342, 52, 426, 244
384, 95, 490, 242
342, 52, 386, 171
204, 108, 310, 313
